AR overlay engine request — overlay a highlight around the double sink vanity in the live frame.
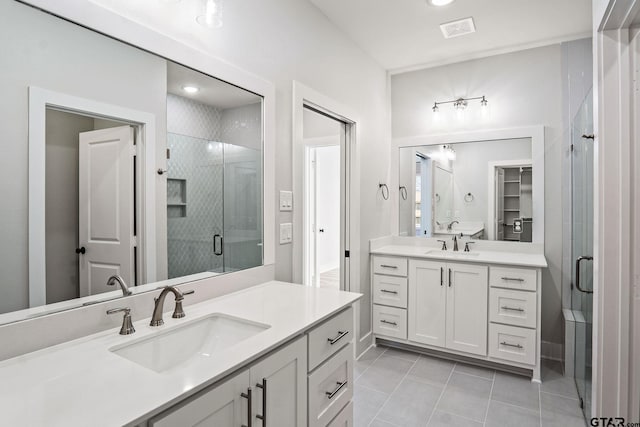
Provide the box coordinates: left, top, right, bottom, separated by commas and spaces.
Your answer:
0, 282, 360, 426
370, 236, 547, 382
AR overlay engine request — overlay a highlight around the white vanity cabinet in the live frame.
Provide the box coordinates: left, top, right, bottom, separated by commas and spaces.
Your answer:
372, 253, 543, 382
149, 336, 307, 427
407, 260, 488, 356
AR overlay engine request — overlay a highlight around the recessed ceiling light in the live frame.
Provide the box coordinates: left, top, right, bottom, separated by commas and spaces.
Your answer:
427, 0, 455, 6
182, 85, 199, 94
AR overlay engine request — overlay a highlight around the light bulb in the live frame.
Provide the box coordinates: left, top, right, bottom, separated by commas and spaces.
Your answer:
428, 0, 455, 6
182, 85, 199, 94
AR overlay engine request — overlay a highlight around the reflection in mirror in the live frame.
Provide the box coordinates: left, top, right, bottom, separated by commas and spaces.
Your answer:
399, 138, 532, 241
0, 1, 263, 323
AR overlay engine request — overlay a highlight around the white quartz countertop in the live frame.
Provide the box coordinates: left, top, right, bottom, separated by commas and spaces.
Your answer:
0, 281, 361, 427
371, 245, 548, 268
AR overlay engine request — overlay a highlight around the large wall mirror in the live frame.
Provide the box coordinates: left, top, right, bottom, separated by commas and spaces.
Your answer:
397, 129, 544, 244
0, 1, 266, 323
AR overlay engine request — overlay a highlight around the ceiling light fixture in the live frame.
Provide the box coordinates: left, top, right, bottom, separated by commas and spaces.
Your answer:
197, 0, 223, 29
432, 95, 488, 113
427, 0, 455, 6
182, 85, 200, 94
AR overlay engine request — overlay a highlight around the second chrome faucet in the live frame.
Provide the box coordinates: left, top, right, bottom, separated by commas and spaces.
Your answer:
150, 286, 195, 326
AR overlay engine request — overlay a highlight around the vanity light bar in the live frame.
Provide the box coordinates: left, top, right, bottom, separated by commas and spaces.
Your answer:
432, 95, 487, 112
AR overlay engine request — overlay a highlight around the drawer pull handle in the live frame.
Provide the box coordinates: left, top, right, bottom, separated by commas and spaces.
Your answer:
501, 306, 525, 312
380, 319, 397, 326
256, 378, 267, 424
326, 381, 348, 399
501, 277, 525, 282
440, 267, 443, 287
380, 289, 398, 295
240, 388, 252, 427
380, 264, 398, 269
500, 341, 524, 349
448, 268, 452, 287
327, 330, 349, 345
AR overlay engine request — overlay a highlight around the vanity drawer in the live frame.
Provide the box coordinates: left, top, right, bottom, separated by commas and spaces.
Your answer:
373, 305, 407, 339
489, 266, 537, 291
373, 275, 408, 308
308, 344, 353, 427
488, 323, 536, 365
373, 256, 408, 277
308, 307, 354, 371
490, 288, 537, 328
327, 401, 353, 427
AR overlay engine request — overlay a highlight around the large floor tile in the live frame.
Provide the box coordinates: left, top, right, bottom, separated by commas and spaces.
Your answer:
369, 419, 399, 427
541, 359, 579, 399
407, 355, 455, 386
355, 355, 414, 393
427, 410, 483, 427
355, 346, 385, 379
453, 362, 495, 380
541, 410, 587, 427
540, 391, 583, 418
353, 383, 389, 427
485, 400, 540, 427
491, 371, 540, 411
377, 377, 442, 427
436, 372, 493, 422
382, 346, 420, 362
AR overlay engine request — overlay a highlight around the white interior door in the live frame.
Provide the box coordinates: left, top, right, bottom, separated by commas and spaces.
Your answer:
78, 126, 135, 296
495, 168, 505, 240
314, 145, 340, 276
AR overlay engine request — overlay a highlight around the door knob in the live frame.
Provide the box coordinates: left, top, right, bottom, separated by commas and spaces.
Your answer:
319, 229, 325, 233
75, 247, 86, 254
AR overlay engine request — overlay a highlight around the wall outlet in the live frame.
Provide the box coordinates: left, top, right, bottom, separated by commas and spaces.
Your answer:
279, 190, 293, 211
279, 223, 293, 244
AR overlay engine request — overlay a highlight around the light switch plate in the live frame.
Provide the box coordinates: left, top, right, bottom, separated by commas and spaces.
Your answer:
279, 190, 293, 211
279, 223, 293, 244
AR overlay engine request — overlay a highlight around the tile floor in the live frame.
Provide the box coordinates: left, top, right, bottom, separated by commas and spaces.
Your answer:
354, 345, 586, 427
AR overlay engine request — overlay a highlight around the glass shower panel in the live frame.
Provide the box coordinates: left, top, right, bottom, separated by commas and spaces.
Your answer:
166, 133, 224, 278
571, 89, 594, 418
222, 144, 262, 272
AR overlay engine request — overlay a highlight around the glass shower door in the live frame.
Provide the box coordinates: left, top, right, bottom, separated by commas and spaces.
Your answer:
571, 89, 594, 418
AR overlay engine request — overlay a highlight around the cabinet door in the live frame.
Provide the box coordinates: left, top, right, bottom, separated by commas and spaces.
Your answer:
149, 369, 250, 427
445, 262, 489, 356
250, 335, 307, 427
408, 259, 447, 347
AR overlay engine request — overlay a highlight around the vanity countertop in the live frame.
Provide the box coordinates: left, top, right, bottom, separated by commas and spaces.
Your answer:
0, 281, 361, 427
371, 244, 548, 268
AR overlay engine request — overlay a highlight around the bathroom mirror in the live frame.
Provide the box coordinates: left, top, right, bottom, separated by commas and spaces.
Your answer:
399, 138, 534, 241
0, 1, 265, 323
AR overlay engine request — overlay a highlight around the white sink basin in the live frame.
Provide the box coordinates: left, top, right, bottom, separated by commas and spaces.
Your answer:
110, 314, 270, 373
425, 250, 480, 258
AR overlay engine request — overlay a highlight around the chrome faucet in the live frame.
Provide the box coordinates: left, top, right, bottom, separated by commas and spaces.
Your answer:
452, 235, 459, 252
107, 275, 132, 296
150, 286, 195, 326
447, 220, 459, 231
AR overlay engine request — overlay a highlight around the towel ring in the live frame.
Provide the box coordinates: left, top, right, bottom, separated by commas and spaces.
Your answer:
399, 186, 408, 200
464, 192, 474, 202
379, 183, 389, 200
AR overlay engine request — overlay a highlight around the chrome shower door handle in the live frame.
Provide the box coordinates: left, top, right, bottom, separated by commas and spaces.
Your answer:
575, 255, 594, 294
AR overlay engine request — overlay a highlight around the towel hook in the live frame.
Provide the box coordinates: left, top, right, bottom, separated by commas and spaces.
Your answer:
379, 183, 389, 200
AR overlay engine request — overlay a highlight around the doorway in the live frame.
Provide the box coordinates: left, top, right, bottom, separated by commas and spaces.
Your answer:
302, 106, 347, 290
44, 108, 139, 303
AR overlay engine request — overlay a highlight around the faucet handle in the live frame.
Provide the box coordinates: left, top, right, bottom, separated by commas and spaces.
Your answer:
464, 241, 475, 252
106, 307, 135, 335
436, 240, 447, 251
172, 290, 195, 319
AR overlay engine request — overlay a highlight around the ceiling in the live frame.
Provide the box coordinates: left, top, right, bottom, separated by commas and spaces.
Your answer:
308, 0, 592, 72
167, 62, 261, 109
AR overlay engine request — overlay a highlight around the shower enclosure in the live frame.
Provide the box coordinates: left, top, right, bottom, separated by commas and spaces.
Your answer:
166, 132, 262, 279
571, 89, 594, 418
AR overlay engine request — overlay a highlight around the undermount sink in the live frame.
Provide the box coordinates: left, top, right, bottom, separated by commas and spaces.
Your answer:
425, 250, 480, 257
110, 314, 270, 373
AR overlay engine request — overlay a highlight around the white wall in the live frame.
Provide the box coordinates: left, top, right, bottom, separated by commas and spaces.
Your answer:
391, 44, 564, 346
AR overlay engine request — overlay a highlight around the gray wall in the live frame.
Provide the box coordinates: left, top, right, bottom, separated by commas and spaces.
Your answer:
391, 44, 565, 346
0, 1, 168, 314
